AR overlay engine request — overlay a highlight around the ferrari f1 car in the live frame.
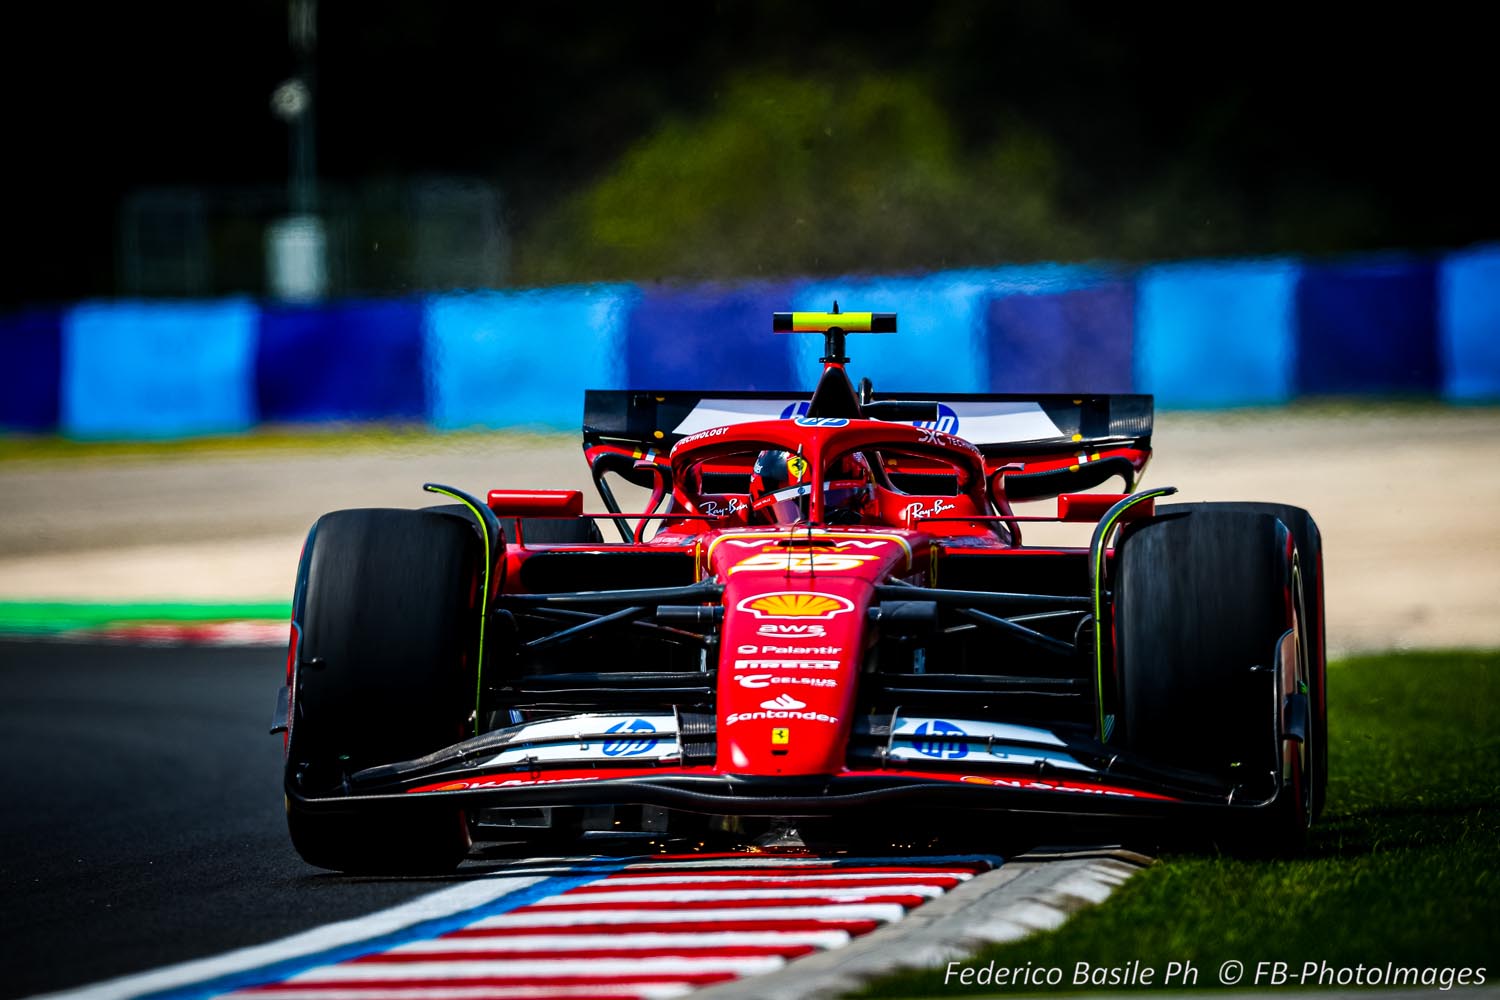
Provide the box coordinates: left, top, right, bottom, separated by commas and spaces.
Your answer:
274, 309, 1327, 872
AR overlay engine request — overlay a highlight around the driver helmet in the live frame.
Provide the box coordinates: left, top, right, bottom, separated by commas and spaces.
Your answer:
749, 449, 873, 525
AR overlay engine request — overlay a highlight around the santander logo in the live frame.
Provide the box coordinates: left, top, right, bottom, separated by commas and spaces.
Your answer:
760, 694, 807, 711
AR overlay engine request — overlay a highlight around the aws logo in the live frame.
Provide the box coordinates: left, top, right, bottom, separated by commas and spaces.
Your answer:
756, 623, 827, 637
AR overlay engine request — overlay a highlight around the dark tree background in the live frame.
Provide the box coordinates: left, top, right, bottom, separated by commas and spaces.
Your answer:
4, 2, 1495, 305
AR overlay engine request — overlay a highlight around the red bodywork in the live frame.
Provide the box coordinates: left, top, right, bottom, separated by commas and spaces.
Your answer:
288, 327, 1251, 823
466, 408, 1162, 801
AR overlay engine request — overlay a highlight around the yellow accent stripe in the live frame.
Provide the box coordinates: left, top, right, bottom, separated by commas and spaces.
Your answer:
789, 311, 876, 332
425, 486, 490, 735
1092, 488, 1175, 743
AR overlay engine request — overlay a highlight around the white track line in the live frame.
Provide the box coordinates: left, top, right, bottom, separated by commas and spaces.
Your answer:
32, 856, 993, 1000
596, 871, 974, 886
468, 902, 909, 927
538, 886, 942, 904
383, 931, 852, 953
281, 957, 787, 982
613, 856, 996, 870
248, 990, 690, 1000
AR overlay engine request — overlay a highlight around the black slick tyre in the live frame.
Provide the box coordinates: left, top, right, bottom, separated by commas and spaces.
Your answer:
1115, 509, 1312, 854
285, 507, 482, 874
1157, 502, 1327, 820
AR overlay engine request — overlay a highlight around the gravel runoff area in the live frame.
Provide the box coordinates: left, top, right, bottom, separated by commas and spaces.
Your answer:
0, 407, 1496, 655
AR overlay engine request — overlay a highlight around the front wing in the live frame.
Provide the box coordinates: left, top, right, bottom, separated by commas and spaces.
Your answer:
286, 711, 1288, 825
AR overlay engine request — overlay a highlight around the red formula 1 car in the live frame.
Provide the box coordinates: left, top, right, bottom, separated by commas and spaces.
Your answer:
275, 310, 1327, 872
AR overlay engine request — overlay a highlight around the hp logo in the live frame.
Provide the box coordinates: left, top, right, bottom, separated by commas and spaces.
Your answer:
912, 719, 969, 759
602, 718, 658, 757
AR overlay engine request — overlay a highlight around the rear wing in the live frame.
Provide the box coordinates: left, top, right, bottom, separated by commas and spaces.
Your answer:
583, 390, 1153, 501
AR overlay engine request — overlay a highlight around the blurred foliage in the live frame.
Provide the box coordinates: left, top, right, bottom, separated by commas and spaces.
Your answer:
5, 1, 1495, 301
518, 74, 1083, 283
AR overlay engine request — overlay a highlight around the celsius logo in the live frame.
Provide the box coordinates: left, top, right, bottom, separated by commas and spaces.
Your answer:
912, 719, 969, 759
736, 674, 837, 689
779, 401, 812, 419
912, 403, 959, 435
602, 718, 658, 757
761, 694, 807, 711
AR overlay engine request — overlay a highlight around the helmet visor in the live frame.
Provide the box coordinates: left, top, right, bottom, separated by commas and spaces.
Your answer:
752, 482, 812, 524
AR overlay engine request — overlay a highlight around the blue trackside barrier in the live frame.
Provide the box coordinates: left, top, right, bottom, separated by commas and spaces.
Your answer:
1135, 259, 1299, 408
0, 245, 1494, 437
1295, 255, 1441, 397
984, 276, 1135, 393
1440, 245, 1500, 402
61, 300, 258, 438
788, 272, 993, 393
425, 285, 636, 430
789, 265, 1109, 394
625, 281, 802, 390
257, 299, 427, 423
0, 308, 62, 432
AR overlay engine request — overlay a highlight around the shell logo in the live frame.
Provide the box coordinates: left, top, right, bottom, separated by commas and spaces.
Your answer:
735, 591, 854, 620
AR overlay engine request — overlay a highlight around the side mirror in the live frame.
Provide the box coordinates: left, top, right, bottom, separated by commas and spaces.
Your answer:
1057, 493, 1155, 523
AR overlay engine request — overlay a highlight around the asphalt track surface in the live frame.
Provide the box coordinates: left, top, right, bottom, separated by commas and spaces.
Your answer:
0, 641, 1025, 1000
0, 640, 452, 999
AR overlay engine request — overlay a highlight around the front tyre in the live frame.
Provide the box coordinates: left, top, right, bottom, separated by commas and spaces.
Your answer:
1157, 501, 1327, 820
1115, 509, 1313, 854
284, 508, 483, 874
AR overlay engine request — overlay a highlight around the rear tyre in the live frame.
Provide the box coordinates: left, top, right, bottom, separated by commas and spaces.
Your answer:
1116, 509, 1312, 854
1157, 502, 1327, 819
285, 508, 482, 874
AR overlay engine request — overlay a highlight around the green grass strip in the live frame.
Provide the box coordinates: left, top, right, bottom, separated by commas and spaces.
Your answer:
855, 649, 1500, 996
0, 600, 291, 634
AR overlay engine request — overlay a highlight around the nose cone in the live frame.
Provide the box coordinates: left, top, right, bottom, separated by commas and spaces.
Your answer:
718, 579, 866, 776
707, 527, 914, 777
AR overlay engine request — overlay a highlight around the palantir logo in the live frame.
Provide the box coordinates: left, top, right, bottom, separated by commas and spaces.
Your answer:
913, 719, 969, 759
602, 718, 658, 757
912, 403, 959, 435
